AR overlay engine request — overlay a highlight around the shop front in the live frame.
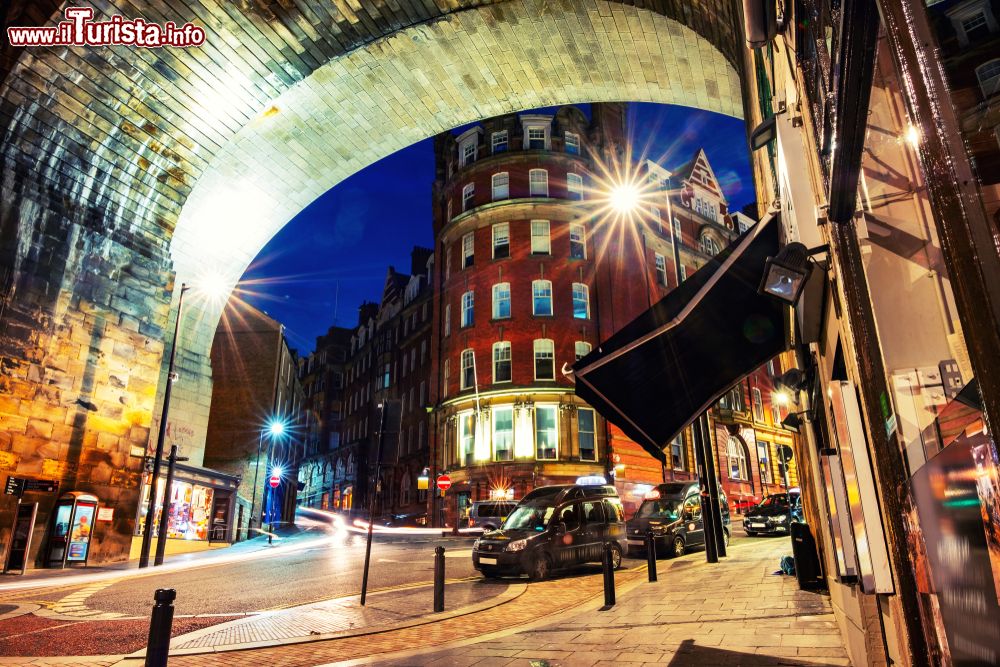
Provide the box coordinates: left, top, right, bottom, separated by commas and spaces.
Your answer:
133, 463, 239, 557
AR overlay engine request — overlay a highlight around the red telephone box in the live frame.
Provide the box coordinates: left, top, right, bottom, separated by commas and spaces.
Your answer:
45, 492, 99, 568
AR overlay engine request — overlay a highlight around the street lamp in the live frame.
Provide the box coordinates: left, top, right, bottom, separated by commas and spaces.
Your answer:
250, 418, 286, 539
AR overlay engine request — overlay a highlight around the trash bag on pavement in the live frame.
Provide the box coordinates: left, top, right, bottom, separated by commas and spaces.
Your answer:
780, 555, 796, 575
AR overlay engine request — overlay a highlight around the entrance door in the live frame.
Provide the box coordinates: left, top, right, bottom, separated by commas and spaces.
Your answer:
580, 500, 607, 562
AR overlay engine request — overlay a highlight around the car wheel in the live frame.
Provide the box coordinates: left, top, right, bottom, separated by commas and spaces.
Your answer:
608, 543, 623, 570
745, 530, 755, 537
669, 536, 685, 558
529, 552, 553, 581
724, 528, 731, 547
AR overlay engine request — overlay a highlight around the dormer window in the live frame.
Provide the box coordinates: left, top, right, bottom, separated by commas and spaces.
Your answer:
491, 130, 508, 154
947, 0, 998, 47
520, 115, 552, 150
977, 59, 1000, 99
456, 127, 482, 167
461, 140, 477, 166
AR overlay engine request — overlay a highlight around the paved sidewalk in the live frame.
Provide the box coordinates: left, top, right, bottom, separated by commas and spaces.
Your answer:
359, 539, 849, 666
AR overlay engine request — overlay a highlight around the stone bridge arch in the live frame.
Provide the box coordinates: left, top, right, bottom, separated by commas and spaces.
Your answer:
0, 0, 746, 561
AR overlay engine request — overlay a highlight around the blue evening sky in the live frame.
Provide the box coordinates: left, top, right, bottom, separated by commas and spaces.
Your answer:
240, 103, 754, 354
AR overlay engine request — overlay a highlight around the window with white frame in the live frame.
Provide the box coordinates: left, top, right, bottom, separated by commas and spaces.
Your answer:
977, 59, 1000, 99
458, 411, 475, 465
526, 126, 547, 150
771, 394, 783, 426
752, 387, 765, 422
535, 405, 558, 459
701, 235, 720, 256
492, 172, 509, 200
462, 232, 474, 268
444, 304, 451, 337
534, 339, 555, 380
727, 436, 749, 481
491, 130, 508, 153
532, 280, 553, 316
672, 217, 682, 242
462, 183, 474, 212
757, 441, 773, 484
578, 408, 596, 461
460, 349, 475, 390
565, 132, 580, 154
492, 223, 510, 258
460, 137, 477, 166
443, 359, 450, 397
655, 253, 668, 287
948, 0, 996, 46
567, 173, 584, 200
492, 282, 511, 319
529, 169, 548, 197
670, 434, 685, 470
680, 264, 687, 281
492, 341, 511, 383
493, 406, 514, 461
531, 220, 551, 254
461, 290, 474, 327
574, 341, 592, 361
572, 283, 590, 319
650, 206, 663, 234
569, 223, 586, 259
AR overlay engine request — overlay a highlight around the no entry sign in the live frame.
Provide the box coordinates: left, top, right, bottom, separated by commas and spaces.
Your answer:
436, 474, 452, 491
269, 474, 280, 488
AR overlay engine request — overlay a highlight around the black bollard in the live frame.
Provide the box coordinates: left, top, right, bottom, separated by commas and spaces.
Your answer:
646, 531, 658, 582
602, 543, 616, 607
145, 588, 176, 667
433, 546, 445, 612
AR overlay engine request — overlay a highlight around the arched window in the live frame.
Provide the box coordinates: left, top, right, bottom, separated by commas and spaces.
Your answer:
976, 59, 1000, 99
727, 436, 749, 481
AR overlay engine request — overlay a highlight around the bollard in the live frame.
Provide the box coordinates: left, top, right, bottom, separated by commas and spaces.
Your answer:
433, 546, 445, 612
145, 588, 176, 667
602, 543, 616, 607
646, 531, 658, 582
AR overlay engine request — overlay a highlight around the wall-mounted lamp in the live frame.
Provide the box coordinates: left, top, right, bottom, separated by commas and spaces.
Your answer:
758, 242, 829, 306
781, 411, 809, 433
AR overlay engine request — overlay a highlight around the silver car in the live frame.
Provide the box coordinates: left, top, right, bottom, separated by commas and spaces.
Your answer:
468, 501, 517, 531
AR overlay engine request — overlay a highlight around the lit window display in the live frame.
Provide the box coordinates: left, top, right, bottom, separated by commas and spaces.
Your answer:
136, 474, 215, 541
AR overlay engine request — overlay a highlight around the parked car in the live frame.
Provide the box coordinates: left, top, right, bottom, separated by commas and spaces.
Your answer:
472, 483, 627, 580
380, 512, 429, 527
743, 491, 802, 536
625, 482, 731, 558
468, 500, 517, 531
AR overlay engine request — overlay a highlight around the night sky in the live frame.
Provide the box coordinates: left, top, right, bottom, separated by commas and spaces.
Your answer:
240, 103, 754, 355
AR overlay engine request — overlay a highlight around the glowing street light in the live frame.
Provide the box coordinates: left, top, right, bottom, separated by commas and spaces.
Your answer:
251, 417, 287, 540
268, 420, 285, 437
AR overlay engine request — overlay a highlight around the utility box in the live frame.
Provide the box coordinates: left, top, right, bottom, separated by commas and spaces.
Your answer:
791, 521, 824, 590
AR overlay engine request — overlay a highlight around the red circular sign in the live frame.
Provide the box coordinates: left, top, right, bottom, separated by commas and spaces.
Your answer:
436, 474, 452, 491
269, 474, 280, 488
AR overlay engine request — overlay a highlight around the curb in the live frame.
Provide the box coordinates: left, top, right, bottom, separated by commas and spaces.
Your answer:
115, 580, 528, 662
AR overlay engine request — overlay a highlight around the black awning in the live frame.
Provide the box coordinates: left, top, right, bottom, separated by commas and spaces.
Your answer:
571, 213, 787, 462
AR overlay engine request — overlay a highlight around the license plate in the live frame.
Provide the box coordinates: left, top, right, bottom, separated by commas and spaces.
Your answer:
749, 523, 765, 529
627, 539, 643, 546
479, 557, 497, 565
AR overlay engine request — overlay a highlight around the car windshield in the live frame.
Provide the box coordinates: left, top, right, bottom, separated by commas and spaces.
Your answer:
501, 505, 555, 531
759, 494, 788, 507
634, 498, 682, 521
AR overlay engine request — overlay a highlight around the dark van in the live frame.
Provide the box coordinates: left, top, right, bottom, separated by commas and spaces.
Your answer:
625, 482, 731, 558
472, 483, 627, 580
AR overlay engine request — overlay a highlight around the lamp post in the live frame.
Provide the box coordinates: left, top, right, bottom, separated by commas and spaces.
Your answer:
251, 419, 285, 540
139, 283, 190, 569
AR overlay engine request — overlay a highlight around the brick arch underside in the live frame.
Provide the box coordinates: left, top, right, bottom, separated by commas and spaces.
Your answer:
0, 0, 746, 561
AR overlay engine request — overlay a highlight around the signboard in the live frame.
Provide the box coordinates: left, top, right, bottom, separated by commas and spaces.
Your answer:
4, 477, 58, 496
417, 475, 429, 491
97, 507, 114, 522
65, 503, 96, 563
4, 476, 24, 496
269, 474, 280, 488
3, 502, 38, 573
436, 474, 452, 491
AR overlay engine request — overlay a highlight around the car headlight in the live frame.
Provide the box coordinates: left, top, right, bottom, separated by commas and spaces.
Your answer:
506, 538, 527, 552
652, 525, 668, 535
774, 515, 788, 523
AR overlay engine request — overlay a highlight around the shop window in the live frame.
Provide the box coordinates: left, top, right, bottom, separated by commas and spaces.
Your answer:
567, 173, 584, 200
493, 406, 514, 461
492, 282, 511, 319
458, 411, 475, 466
578, 408, 596, 461
727, 436, 749, 481
572, 283, 590, 319
491, 130, 508, 153
531, 220, 551, 254
460, 349, 475, 390
534, 339, 555, 380
492, 342, 512, 383
492, 172, 509, 200
529, 169, 549, 196
462, 183, 474, 212
569, 223, 586, 259
565, 132, 580, 154
462, 232, 474, 268
574, 341, 591, 361
492, 223, 510, 258
535, 405, 558, 459
532, 279, 553, 316
461, 290, 474, 327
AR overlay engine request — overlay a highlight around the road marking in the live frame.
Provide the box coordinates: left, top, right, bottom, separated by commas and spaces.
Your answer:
34, 579, 127, 621
443, 549, 472, 558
